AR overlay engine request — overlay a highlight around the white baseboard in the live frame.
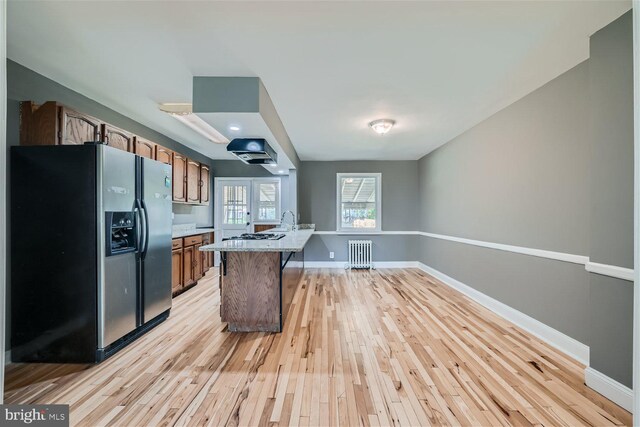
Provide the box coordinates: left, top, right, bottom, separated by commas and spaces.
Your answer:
373, 261, 419, 269
303, 261, 418, 269
304, 261, 347, 268
416, 262, 590, 366
585, 367, 633, 412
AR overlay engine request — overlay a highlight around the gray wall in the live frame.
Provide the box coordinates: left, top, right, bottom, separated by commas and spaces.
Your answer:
417, 11, 633, 387
299, 161, 419, 231
587, 11, 634, 386
417, 59, 593, 351
418, 61, 590, 255
299, 161, 419, 262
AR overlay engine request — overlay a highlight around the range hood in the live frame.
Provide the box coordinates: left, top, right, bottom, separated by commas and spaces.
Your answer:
227, 138, 278, 165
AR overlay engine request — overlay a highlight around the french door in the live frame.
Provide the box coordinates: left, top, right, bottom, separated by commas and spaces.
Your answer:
216, 180, 252, 240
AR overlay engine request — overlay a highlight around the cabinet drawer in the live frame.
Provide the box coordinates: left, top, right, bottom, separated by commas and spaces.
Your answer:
183, 235, 203, 246
172, 239, 183, 250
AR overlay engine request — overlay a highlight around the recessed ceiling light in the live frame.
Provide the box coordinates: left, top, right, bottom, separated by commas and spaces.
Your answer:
159, 103, 229, 144
369, 118, 395, 135
229, 125, 240, 132
268, 163, 278, 167
278, 170, 285, 174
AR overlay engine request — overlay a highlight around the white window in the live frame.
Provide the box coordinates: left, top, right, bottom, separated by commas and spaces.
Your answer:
336, 173, 381, 232
253, 179, 281, 223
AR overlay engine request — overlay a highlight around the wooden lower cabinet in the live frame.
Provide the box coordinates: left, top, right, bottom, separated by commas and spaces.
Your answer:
182, 245, 196, 288
172, 233, 214, 297
171, 248, 183, 294
194, 244, 203, 281
254, 224, 277, 233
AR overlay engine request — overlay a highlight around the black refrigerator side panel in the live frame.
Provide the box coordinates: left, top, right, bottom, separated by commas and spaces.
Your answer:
11, 146, 98, 362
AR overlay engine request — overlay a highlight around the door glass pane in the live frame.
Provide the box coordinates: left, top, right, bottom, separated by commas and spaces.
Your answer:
222, 185, 247, 225
257, 182, 277, 221
340, 176, 377, 229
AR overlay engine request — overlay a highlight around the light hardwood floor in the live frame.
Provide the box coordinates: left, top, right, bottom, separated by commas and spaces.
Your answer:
5, 268, 632, 426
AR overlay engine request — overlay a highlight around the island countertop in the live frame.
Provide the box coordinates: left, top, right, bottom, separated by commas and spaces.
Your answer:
199, 228, 314, 252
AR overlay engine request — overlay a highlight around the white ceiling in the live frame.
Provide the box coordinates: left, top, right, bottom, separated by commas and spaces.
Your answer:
7, 1, 630, 162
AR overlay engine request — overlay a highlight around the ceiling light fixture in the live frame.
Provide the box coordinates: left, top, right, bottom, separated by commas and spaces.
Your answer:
159, 103, 229, 144
368, 118, 395, 135
229, 125, 241, 132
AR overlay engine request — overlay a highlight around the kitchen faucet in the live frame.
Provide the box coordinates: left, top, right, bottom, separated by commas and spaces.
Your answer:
281, 210, 296, 231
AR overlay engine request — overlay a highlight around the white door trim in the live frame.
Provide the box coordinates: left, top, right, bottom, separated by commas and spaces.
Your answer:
0, 0, 7, 403
214, 178, 253, 240
632, 0, 640, 419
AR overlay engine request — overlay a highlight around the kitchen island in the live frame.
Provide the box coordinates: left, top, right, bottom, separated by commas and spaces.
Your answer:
199, 228, 313, 332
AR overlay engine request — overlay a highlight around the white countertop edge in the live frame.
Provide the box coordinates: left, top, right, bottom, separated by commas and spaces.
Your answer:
200, 229, 314, 253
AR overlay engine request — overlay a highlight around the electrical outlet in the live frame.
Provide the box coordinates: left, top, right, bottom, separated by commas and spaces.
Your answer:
329, 251, 335, 259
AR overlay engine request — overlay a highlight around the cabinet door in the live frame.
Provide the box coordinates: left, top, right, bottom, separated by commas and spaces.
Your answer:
201, 234, 210, 274
59, 107, 101, 145
155, 145, 173, 165
172, 153, 187, 202
172, 249, 183, 294
200, 165, 210, 205
102, 125, 133, 152
183, 245, 195, 286
134, 136, 156, 159
186, 159, 201, 203
194, 244, 203, 281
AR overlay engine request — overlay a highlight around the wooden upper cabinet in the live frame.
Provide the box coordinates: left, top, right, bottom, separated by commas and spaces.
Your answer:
60, 107, 101, 145
102, 125, 133, 152
186, 159, 201, 203
172, 153, 187, 202
200, 165, 210, 205
155, 145, 173, 165
20, 101, 59, 146
134, 136, 156, 159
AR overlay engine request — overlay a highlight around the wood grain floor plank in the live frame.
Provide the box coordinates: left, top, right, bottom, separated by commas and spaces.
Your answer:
4, 268, 632, 426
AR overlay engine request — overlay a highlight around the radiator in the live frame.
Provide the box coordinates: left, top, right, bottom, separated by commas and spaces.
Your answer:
348, 240, 373, 269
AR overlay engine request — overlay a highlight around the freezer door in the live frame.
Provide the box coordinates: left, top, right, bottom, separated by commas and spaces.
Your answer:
97, 146, 138, 348
141, 157, 173, 322
101, 253, 138, 347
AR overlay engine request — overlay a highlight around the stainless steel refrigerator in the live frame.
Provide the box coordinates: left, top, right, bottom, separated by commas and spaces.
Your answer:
11, 143, 173, 363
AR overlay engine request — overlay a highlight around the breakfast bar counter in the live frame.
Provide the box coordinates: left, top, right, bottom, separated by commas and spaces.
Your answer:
200, 228, 313, 332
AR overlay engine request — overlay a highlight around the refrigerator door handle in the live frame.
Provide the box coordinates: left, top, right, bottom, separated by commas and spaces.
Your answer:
141, 199, 150, 259
135, 199, 146, 255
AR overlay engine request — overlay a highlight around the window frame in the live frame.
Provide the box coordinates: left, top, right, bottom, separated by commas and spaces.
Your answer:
252, 178, 282, 224
336, 172, 382, 233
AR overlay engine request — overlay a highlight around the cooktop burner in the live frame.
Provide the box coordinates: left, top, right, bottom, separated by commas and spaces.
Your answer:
224, 233, 286, 241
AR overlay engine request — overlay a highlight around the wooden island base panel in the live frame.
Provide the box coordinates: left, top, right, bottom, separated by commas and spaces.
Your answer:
221, 251, 303, 332
4, 268, 631, 426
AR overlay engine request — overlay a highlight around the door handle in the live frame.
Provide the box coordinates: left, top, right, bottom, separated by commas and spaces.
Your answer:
141, 199, 150, 260
135, 199, 145, 254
